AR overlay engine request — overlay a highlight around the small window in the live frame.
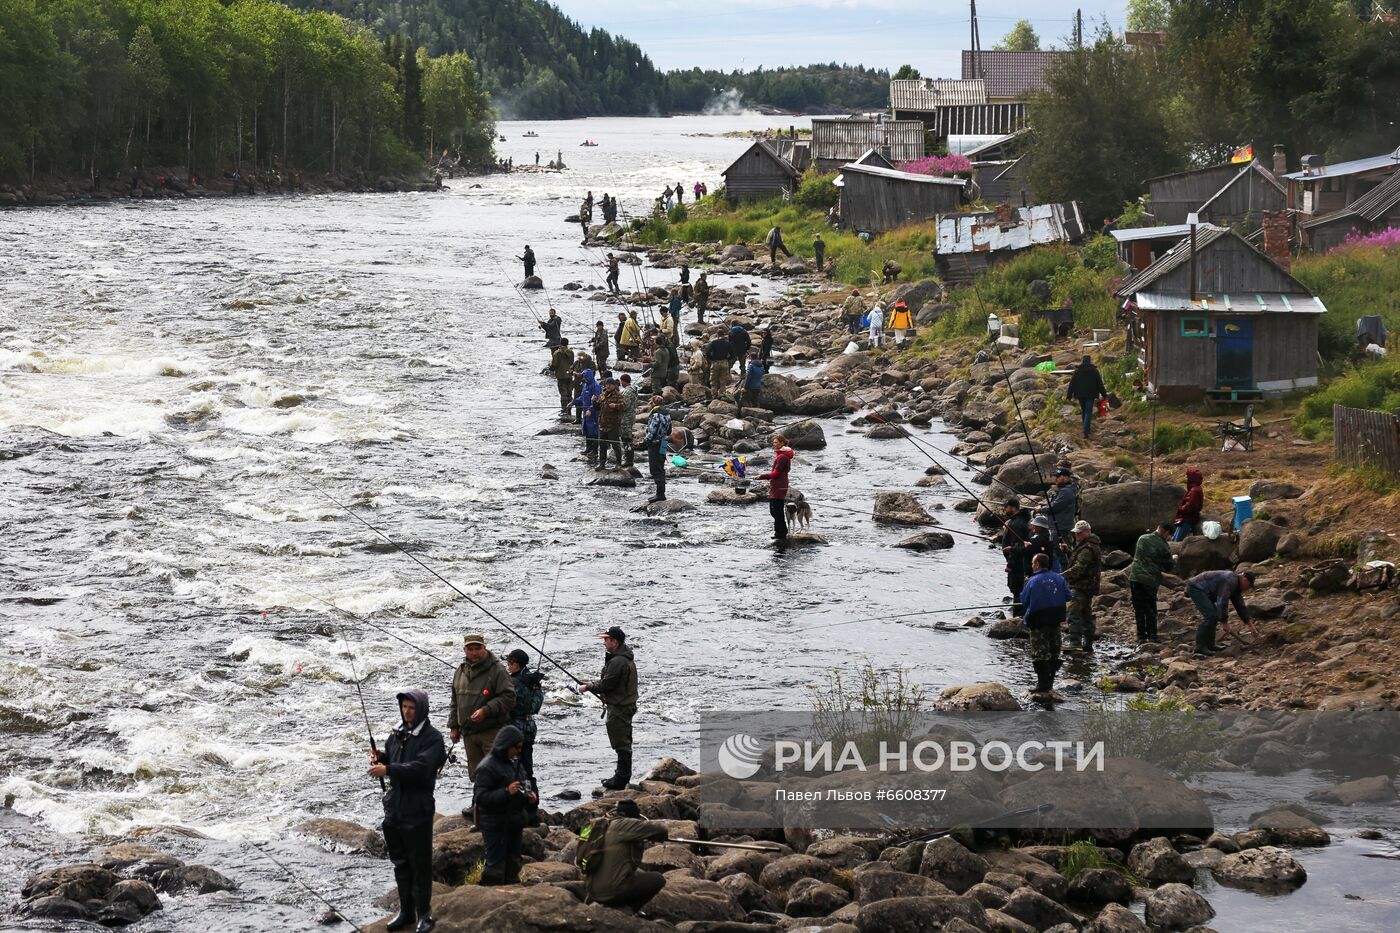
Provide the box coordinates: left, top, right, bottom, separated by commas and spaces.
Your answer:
1181, 317, 1209, 337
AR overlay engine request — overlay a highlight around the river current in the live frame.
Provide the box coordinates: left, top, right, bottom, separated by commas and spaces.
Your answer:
1, 114, 1393, 930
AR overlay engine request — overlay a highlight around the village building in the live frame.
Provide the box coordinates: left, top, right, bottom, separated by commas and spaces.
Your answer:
888, 78, 1024, 143
1144, 159, 1286, 230
960, 49, 1066, 100
720, 140, 799, 201
1116, 224, 1324, 402
1298, 166, 1400, 252
1282, 144, 1400, 217
932, 202, 1086, 285
809, 117, 924, 174
1109, 224, 1203, 273
836, 157, 965, 235
965, 130, 1033, 207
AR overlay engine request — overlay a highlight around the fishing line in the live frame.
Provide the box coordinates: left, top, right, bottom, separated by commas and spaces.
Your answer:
796, 602, 1009, 632
541, 557, 563, 657
992, 348, 1056, 513
310, 483, 589, 687
273, 581, 456, 669
242, 842, 364, 932
336, 621, 387, 793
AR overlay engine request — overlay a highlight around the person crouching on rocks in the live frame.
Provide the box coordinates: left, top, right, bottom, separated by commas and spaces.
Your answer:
472, 724, 536, 886
584, 798, 669, 912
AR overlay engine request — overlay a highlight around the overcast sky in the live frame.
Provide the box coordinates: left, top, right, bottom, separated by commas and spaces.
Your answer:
548, 0, 1128, 73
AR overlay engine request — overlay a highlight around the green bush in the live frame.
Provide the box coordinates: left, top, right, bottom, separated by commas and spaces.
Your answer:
667, 203, 689, 224
792, 170, 840, 211
1294, 243, 1400, 364
1079, 234, 1122, 273
1021, 317, 1053, 348
1294, 359, 1400, 439
1140, 423, 1216, 455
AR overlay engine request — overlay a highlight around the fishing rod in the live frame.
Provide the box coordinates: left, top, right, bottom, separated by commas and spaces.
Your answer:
243, 842, 363, 932
269, 581, 457, 668
541, 557, 563, 658
796, 602, 1009, 633
311, 483, 590, 688
337, 622, 386, 793
672, 838, 784, 852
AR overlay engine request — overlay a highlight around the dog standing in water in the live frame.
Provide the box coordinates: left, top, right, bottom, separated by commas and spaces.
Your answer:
785, 488, 813, 530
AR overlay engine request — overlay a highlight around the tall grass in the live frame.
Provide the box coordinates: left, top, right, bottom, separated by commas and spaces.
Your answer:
1294, 240, 1400, 364
1294, 359, 1400, 439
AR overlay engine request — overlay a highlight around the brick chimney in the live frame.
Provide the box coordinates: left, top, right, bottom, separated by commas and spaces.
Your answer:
1272, 144, 1287, 176
1262, 210, 1291, 272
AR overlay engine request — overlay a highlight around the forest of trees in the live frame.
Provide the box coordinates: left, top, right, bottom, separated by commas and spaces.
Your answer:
1028, 1, 1400, 221
0, 0, 494, 183
291, 0, 890, 117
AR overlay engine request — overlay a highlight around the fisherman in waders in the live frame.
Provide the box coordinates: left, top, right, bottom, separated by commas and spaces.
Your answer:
506, 649, 544, 777
1062, 520, 1102, 653
693, 270, 710, 324
447, 633, 515, 779
369, 688, 446, 933
1000, 498, 1032, 615
1019, 553, 1070, 701
583, 798, 668, 911
520, 245, 536, 280
591, 321, 611, 374
605, 253, 621, 294
578, 626, 638, 789
642, 397, 672, 502
551, 339, 575, 420
678, 262, 691, 303
472, 724, 536, 886
539, 308, 562, 349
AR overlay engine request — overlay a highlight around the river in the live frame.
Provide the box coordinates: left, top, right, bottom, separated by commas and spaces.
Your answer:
1, 114, 1393, 930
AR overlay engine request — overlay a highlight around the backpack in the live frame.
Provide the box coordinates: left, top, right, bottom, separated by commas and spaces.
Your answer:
575, 816, 612, 875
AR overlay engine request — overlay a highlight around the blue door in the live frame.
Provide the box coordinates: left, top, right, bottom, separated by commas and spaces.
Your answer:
1216, 319, 1254, 390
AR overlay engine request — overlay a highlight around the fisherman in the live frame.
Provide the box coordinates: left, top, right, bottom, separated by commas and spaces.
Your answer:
574, 369, 602, 464
841, 289, 864, 336
693, 181, 703, 201
605, 253, 621, 294
551, 338, 575, 419
662, 185, 674, 211
613, 313, 627, 361
678, 262, 692, 303
704, 328, 733, 401
693, 271, 710, 324
668, 287, 684, 328
569, 352, 593, 423
1067, 355, 1108, 438
619, 373, 641, 467
1026, 514, 1057, 576
728, 324, 752, 377
539, 308, 562, 349
642, 397, 672, 503
759, 327, 774, 368
579, 199, 592, 239
506, 649, 544, 777
621, 311, 641, 361
591, 321, 611, 373
520, 245, 536, 280
999, 497, 1032, 615
1062, 520, 1102, 653
472, 724, 536, 886
757, 433, 794, 541
1039, 468, 1079, 557
888, 298, 913, 345
1128, 521, 1175, 643
651, 335, 673, 392
659, 305, 677, 344
813, 232, 826, 272
1019, 553, 1070, 700
737, 352, 765, 417
1173, 467, 1204, 541
370, 688, 447, 933
583, 798, 669, 911
765, 225, 793, 265
675, 181, 684, 204
447, 634, 516, 779
1186, 569, 1257, 655
578, 626, 639, 790
597, 377, 625, 469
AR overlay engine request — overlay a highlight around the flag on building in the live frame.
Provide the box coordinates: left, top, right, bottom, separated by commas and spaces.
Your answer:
1230, 144, 1254, 164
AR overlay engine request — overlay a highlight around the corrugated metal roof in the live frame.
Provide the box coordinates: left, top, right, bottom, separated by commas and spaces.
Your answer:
1135, 291, 1327, 314
839, 163, 969, 186
935, 202, 1085, 254
960, 50, 1067, 99
1115, 226, 1315, 299
1282, 145, 1400, 181
1300, 169, 1400, 228
1109, 223, 1221, 243
890, 78, 987, 110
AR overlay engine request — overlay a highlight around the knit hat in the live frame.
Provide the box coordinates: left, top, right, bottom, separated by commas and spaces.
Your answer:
507, 649, 530, 667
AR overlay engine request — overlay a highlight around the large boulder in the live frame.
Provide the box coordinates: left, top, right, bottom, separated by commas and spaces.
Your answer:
783, 420, 827, 450
296, 818, 386, 857
986, 436, 1046, 469
1306, 775, 1397, 806
1078, 482, 1185, 548
998, 886, 1079, 929
642, 872, 746, 924
722, 244, 754, 262
1249, 480, 1305, 500
1086, 903, 1148, 933
1233, 519, 1283, 563
1143, 882, 1215, 930
758, 854, 834, 894
994, 454, 1060, 495
894, 532, 955, 551
431, 828, 486, 885
1066, 868, 1133, 905
855, 895, 988, 933
887, 279, 944, 318
935, 683, 1021, 712
853, 868, 953, 904
522, 275, 544, 290
818, 351, 878, 381
1172, 535, 1235, 578
786, 878, 851, 917
22, 865, 119, 903
1211, 846, 1306, 891
874, 492, 934, 526
917, 837, 990, 894
790, 388, 848, 416
753, 373, 800, 413
1127, 837, 1194, 886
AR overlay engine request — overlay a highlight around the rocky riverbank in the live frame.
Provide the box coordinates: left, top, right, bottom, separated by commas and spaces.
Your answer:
0, 168, 445, 208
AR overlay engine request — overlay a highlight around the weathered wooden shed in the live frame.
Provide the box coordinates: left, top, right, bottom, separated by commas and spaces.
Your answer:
1109, 224, 1206, 272
1283, 145, 1400, 216
1145, 161, 1286, 229
810, 118, 924, 174
837, 162, 965, 234
1299, 170, 1400, 252
721, 141, 800, 201
889, 78, 1025, 143
967, 130, 1034, 206
1115, 227, 1325, 402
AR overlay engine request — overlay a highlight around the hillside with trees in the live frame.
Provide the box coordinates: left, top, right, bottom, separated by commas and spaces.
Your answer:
0, 0, 494, 184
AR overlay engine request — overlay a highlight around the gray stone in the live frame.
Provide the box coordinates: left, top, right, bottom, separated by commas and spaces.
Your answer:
1249, 481, 1304, 500
994, 453, 1060, 495
1172, 535, 1235, 578
854, 895, 988, 933
873, 492, 934, 526
786, 878, 851, 917
151, 864, 237, 894
1067, 868, 1133, 905
1127, 837, 1194, 886
894, 532, 955, 551
935, 683, 1021, 711
1233, 520, 1283, 563
999, 885, 1079, 929
917, 837, 990, 894
1144, 883, 1215, 930
759, 854, 834, 893
1211, 846, 1306, 891
21, 864, 118, 902
791, 389, 847, 416
1079, 482, 1186, 548
1307, 775, 1396, 806
853, 868, 953, 904
1087, 903, 1148, 933
716, 872, 781, 913
783, 421, 827, 450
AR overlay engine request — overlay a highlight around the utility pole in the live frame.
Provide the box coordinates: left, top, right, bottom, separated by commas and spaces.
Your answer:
970, 0, 979, 80
1075, 9, 1083, 47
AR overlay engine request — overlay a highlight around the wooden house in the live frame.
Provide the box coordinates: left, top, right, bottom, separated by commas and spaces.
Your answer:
1109, 224, 1212, 272
1144, 161, 1286, 230
837, 162, 965, 234
810, 118, 924, 173
889, 78, 1025, 142
1283, 145, 1400, 217
1115, 226, 1325, 402
1299, 170, 1400, 252
967, 130, 1034, 206
960, 50, 1066, 101
721, 141, 800, 201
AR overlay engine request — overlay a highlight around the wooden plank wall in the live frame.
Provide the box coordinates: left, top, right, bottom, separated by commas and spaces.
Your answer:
841, 172, 962, 233
1334, 404, 1400, 477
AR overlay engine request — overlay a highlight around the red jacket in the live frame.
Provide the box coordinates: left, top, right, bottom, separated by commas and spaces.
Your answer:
1175, 468, 1203, 524
760, 447, 794, 500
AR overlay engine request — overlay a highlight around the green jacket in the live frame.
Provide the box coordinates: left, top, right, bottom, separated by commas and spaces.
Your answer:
651, 346, 671, 388
550, 346, 574, 380
1063, 534, 1102, 595
590, 645, 638, 710
447, 651, 516, 734
1128, 532, 1174, 589
584, 817, 668, 904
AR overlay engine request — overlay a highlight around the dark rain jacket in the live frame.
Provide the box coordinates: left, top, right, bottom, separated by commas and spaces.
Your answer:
379, 688, 447, 829
1040, 481, 1079, 540
694, 277, 710, 306
472, 725, 531, 830
1063, 534, 1103, 596
1187, 570, 1251, 624
539, 317, 562, 345
705, 336, 732, 363
510, 666, 544, 739
1128, 532, 1174, 589
1024, 527, 1055, 577
589, 645, 638, 710
584, 817, 669, 904
728, 325, 751, 359
1176, 468, 1204, 525
447, 651, 516, 735
592, 330, 610, 361
1000, 507, 1032, 571
1067, 361, 1107, 402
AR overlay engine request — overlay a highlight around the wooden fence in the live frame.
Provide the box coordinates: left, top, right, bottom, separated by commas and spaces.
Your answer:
1333, 404, 1400, 476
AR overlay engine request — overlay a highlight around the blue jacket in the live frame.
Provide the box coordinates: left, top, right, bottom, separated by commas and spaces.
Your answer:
744, 360, 766, 390
1019, 569, 1070, 628
573, 369, 600, 435
1186, 570, 1250, 623
643, 408, 672, 448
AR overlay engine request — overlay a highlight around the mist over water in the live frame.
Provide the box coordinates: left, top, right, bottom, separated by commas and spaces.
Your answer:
1, 114, 1383, 930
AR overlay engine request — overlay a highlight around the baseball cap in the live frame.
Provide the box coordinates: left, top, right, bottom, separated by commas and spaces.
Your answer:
598, 626, 626, 642
463, 632, 486, 647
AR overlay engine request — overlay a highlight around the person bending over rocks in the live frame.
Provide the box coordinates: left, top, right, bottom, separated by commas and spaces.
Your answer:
583, 798, 668, 911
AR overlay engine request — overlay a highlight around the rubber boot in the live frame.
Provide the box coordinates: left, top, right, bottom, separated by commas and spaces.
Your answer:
386, 884, 415, 932
1030, 661, 1051, 694
415, 915, 436, 933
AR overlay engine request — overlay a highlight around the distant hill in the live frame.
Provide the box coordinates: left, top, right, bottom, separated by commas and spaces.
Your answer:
289, 1, 889, 118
